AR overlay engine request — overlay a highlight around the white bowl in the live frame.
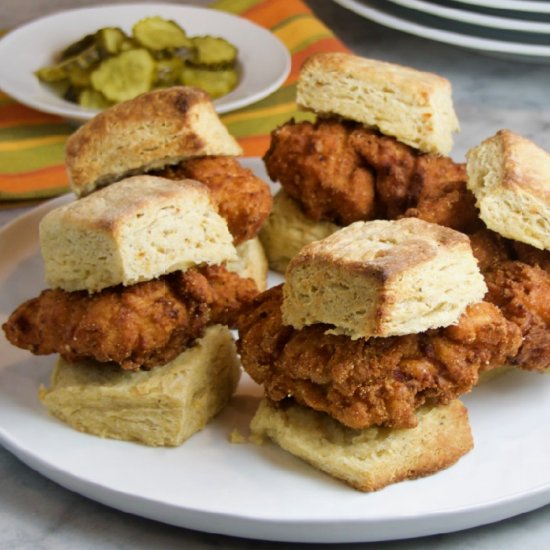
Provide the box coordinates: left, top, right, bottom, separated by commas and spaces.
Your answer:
0, 3, 291, 120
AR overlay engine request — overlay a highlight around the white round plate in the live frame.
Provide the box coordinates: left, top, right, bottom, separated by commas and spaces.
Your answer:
334, 0, 550, 62
445, 0, 550, 14
385, 0, 550, 33
0, 4, 290, 120
1, 158, 550, 543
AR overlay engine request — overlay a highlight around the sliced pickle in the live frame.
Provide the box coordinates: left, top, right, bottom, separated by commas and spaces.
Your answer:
35, 16, 240, 108
155, 57, 185, 87
78, 88, 113, 109
35, 60, 72, 83
120, 37, 138, 52
91, 49, 155, 102
59, 33, 96, 61
36, 50, 99, 84
181, 66, 238, 99
48, 79, 71, 98
190, 36, 237, 67
96, 27, 127, 56
72, 44, 103, 69
63, 85, 80, 104
67, 64, 93, 88
132, 16, 192, 51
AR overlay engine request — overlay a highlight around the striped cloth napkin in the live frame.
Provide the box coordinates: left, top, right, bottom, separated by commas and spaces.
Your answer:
0, 0, 348, 204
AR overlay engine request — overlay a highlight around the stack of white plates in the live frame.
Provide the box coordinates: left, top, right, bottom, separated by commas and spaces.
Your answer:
334, 0, 550, 63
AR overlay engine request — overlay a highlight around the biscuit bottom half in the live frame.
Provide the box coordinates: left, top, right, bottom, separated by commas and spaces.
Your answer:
40, 325, 241, 447
250, 398, 473, 492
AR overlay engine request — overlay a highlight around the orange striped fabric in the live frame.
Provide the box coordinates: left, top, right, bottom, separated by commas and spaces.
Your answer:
0, 0, 348, 202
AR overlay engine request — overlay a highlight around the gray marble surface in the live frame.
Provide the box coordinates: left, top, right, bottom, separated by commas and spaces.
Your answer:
2, 1, 550, 548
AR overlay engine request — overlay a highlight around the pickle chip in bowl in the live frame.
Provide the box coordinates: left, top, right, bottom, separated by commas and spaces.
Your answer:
0, 3, 291, 120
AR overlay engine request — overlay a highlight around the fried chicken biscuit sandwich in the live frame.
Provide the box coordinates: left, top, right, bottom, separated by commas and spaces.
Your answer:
65, 85, 271, 290
260, 52, 480, 271
238, 218, 522, 491
465, 130, 550, 372
2, 175, 260, 446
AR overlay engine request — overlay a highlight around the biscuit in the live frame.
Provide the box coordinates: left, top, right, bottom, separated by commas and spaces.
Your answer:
40, 175, 237, 292
297, 52, 459, 155
259, 189, 340, 273
66, 86, 242, 196
228, 236, 269, 292
283, 218, 487, 338
466, 129, 550, 251
40, 325, 241, 447
250, 398, 473, 492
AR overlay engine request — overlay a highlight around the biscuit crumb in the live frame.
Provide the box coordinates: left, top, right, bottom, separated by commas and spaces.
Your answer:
229, 428, 246, 444
249, 432, 265, 445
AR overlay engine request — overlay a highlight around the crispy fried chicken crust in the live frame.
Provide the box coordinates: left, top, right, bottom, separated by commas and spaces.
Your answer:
512, 241, 550, 275
155, 156, 273, 246
264, 119, 480, 232
484, 261, 550, 371
237, 286, 521, 430
264, 119, 377, 225
469, 229, 512, 273
3, 265, 258, 371
469, 229, 550, 371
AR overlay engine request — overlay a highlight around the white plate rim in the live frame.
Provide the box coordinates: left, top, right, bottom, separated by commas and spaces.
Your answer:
384, 0, 550, 33
440, 0, 550, 14
0, 3, 291, 120
1, 158, 550, 543
334, 0, 550, 58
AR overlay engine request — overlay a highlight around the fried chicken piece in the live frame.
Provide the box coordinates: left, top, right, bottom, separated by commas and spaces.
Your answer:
400, 157, 481, 232
3, 271, 209, 371
469, 228, 550, 274
237, 286, 521, 430
263, 119, 378, 225
349, 127, 480, 232
512, 241, 550, 276
469, 228, 512, 273
467, 232, 550, 371
264, 118, 480, 232
155, 157, 273, 246
483, 261, 550, 371
3, 266, 258, 371
198, 264, 259, 327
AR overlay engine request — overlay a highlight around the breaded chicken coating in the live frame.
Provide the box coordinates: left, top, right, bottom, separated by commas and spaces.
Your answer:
484, 261, 550, 372
512, 241, 550, 276
469, 228, 512, 273
237, 286, 521, 430
263, 119, 377, 225
468, 230, 550, 371
3, 265, 258, 371
155, 156, 273, 246
264, 119, 480, 232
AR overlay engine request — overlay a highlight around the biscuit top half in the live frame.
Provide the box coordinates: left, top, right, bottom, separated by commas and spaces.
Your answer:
467, 129, 550, 251
296, 52, 459, 155
40, 175, 237, 292
66, 86, 242, 197
283, 218, 487, 339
